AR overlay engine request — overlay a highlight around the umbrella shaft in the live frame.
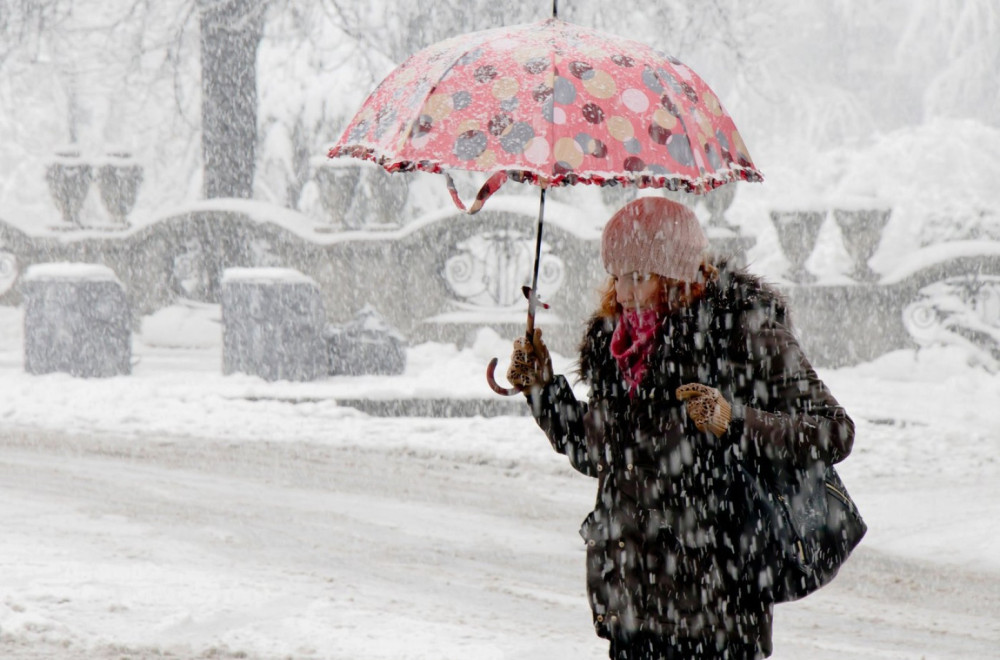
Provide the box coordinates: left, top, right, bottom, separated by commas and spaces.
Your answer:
526, 187, 546, 338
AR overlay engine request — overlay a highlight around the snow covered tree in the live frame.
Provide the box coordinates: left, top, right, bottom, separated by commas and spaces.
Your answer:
2, 0, 275, 201
197, 0, 266, 199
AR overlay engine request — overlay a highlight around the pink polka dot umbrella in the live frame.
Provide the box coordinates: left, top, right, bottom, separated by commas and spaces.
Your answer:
329, 15, 762, 394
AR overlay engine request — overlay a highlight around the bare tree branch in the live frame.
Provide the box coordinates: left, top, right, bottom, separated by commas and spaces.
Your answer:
0, 0, 72, 68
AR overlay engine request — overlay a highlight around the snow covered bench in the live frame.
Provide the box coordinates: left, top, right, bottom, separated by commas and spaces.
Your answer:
21, 262, 131, 377
221, 268, 328, 382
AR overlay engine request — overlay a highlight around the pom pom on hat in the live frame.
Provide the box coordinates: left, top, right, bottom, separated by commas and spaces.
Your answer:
601, 196, 709, 281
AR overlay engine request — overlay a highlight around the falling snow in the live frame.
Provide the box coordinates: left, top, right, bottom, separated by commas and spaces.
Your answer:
2, 2, 1000, 658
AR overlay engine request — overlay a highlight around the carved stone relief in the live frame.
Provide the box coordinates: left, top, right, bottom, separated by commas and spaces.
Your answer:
903, 275, 1000, 362
442, 230, 564, 308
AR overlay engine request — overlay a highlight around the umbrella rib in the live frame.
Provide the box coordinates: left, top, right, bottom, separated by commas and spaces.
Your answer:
641, 67, 762, 191
523, 27, 561, 336
544, 21, 561, 185
648, 66, 707, 190
410, 38, 522, 206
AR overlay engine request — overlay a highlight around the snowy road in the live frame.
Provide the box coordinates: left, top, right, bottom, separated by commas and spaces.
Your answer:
2, 425, 998, 660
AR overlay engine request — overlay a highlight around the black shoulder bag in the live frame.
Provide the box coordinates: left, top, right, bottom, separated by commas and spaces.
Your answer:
735, 455, 867, 603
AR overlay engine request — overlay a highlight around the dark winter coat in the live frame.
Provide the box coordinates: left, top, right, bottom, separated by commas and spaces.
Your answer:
528, 267, 854, 657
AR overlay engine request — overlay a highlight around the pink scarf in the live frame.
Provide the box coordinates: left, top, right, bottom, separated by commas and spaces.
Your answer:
610, 307, 665, 396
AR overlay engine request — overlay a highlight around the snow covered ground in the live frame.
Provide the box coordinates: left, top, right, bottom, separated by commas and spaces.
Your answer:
1, 304, 999, 659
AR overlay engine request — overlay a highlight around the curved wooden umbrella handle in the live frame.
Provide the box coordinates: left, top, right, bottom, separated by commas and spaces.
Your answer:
486, 186, 547, 398
486, 357, 522, 396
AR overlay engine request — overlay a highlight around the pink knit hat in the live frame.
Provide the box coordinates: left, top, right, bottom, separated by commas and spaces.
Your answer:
601, 197, 709, 281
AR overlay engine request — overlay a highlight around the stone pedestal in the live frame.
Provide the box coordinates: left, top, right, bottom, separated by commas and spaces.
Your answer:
221, 268, 328, 382
21, 263, 131, 377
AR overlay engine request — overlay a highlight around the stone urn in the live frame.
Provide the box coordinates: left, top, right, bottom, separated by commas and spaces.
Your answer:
600, 182, 638, 210
702, 184, 755, 268
833, 207, 891, 282
314, 159, 410, 230
45, 146, 92, 228
314, 158, 362, 229
702, 183, 737, 230
97, 150, 144, 226
706, 230, 756, 271
769, 209, 826, 284
0, 251, 17, 298
358, 165, 410, 229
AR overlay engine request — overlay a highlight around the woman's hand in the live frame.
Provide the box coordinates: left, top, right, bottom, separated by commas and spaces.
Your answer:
676, 383, 732, 437
506, 328, 553, 392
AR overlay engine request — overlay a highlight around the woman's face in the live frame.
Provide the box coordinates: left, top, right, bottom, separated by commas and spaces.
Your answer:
614, 272, 664, 311
614, 272, 697, 312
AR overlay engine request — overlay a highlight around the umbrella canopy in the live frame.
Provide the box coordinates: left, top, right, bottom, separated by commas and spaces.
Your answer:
330, 18, 762, 211
329, 17, 762, 394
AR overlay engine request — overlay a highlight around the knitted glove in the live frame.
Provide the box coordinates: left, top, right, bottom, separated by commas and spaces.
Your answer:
506, 329, 553, 391
676, 383, 732, 437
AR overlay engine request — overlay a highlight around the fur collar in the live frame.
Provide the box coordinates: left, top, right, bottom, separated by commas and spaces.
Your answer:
578, 265, 788, 384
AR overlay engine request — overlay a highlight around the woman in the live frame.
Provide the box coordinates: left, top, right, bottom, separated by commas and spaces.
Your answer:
506, 197, 854, 659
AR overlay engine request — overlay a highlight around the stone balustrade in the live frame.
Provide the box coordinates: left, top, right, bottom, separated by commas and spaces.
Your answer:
3, 198, 1000, 370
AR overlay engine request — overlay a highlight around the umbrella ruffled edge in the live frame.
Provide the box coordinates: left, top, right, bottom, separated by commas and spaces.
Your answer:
327, 145, 763, 196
